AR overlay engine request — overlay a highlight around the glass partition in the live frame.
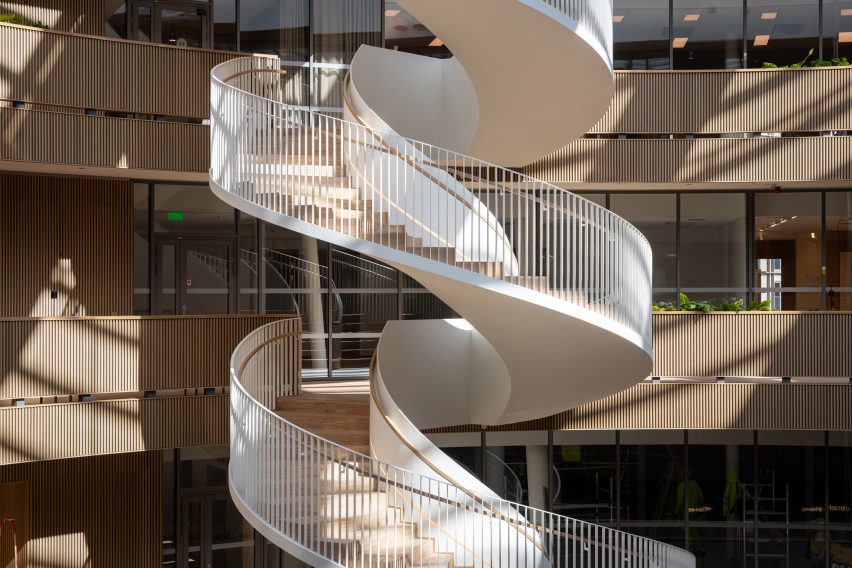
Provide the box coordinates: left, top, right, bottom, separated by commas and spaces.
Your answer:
153, 184, 235, 235
823, 0, 852, 60
214, 0, 238, 51
680, 193, 748, 305
239, 0, 310, 59
673, 0, 744, 68
613, 0, 671, 69
133, 183, 150, 315
611, 194, 678, 305
746, 0, 820, 68
755, 192, 823, 310
826, 191, 852, 310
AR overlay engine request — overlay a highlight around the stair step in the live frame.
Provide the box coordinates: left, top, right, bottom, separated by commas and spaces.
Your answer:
276, 394, 370, 411
455, 261, 504, 279
277, 409, 369, 430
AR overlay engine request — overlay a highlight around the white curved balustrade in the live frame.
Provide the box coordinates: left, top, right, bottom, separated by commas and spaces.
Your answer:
214, 0, 691, 564
230, 319, 697, 568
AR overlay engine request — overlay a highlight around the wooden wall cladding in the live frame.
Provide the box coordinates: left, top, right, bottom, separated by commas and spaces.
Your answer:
424, 384, 852, 432
525, 136, 852, 185
0, 396, 226, 465
0, 451, 162, 567
594, 68, 852, 134
0, 0, 103, 35
0, 174, 132, 317
652, 312, 852, 379
0, 315, 294, 398
0, 108, 209, 173
0, 24, 244, 118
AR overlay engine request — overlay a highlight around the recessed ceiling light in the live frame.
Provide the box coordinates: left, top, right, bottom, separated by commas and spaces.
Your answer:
683, 14, 700, 22
612, 15, 624, 23
841, 8, 852, 16
384, 9, 400, 17
761, 12, 777, 20
428, 37, 443, 47
754, 34, 770, 46
840, 31, 852, 43
673, 37, 689, 48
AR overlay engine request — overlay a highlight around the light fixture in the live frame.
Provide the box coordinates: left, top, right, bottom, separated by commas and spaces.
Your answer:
761, 12, 778, 20
612, 15, 624, 23
428, 37, 443, 47
673, 37, 689, 48
840, 31, 852, 43
811, 232, 817, 239
384, 9, 401, 17
754, 34, 770, 46
683, 14, 700, 22
841, 8, 852, 16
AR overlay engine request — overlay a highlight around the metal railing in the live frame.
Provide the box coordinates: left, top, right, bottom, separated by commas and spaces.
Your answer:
210, 56, 652, 345
541, 0, 613, 66
230, 319, 695, 568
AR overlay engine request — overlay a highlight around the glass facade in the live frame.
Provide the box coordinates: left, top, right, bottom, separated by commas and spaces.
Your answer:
747, 1, 820, 68
576, 190, 851, 309
613, 0, 671, 69
442, 430, 852, 568
672, 0, 744, 69
611, 0, 846, 69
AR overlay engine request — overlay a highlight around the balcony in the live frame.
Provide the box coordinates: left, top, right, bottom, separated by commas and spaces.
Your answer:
525, 67, 852, 186
0, 23, 253, 179
426, 311, 852, 433
0, 314, 299, 464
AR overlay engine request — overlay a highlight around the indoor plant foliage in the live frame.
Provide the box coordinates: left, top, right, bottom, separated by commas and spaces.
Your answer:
652, 293, 772, 312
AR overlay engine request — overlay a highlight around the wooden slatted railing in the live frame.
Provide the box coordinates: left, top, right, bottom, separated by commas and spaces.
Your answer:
0, 315, 296, 399
0, 22, 245, 118
594, 67, 852, 135
652, 312, 852, 379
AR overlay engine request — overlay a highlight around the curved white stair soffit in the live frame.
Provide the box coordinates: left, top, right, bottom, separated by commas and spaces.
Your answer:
352, 0, 614, 166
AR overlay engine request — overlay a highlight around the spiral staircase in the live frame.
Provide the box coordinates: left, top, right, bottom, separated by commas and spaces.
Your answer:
211, 1, 695, 566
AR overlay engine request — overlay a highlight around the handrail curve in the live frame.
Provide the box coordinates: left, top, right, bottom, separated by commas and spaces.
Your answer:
210, 56, 653, 348
229, 319, 697, 568
214, 1, 686, 564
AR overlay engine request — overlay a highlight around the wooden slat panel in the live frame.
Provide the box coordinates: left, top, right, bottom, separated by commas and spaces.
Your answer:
424, 384, 852, 432
0, 108, 209, 173
0, 315, 295, 398
0, 396, 227, 464
525, 136, 852, 184
0, 0, 102, 35
0, 173, 132, 317
594, 68, 852, 134
0, 451, 162, 567
0, 23, 246, 118
652, 312, 852, 378
0, 482, 27, 568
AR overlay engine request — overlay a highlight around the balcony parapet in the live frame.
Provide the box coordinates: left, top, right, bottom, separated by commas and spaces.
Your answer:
0, 22, 248, 119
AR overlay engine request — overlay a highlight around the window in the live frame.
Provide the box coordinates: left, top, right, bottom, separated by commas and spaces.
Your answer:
823, 0, 852, 60
239, 0, 310, 59
673, 0, 744, 68
755, 192, 823, 310
133, 183, 150, 315
746, 0, 820, 68
153, 184, 235, 234
613, 0, 671, 69
213, 0, 237, 51
826, 191, 852, 310
680, 193, 748, 305
611, 194, 677, 305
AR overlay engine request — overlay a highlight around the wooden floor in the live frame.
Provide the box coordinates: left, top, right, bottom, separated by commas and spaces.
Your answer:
275, 380, 466, 567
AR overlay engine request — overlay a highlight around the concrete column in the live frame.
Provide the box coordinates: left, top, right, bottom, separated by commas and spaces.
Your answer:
301, 235, 328, 368
526, 445, 549, 510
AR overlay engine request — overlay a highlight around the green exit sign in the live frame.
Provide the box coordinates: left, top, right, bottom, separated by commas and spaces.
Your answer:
167, 211, 184, 221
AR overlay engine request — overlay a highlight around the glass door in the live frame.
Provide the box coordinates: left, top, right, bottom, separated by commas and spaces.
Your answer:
155, 238, 235, 314
178, 492, 254, 568
131, 1, 210, 48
